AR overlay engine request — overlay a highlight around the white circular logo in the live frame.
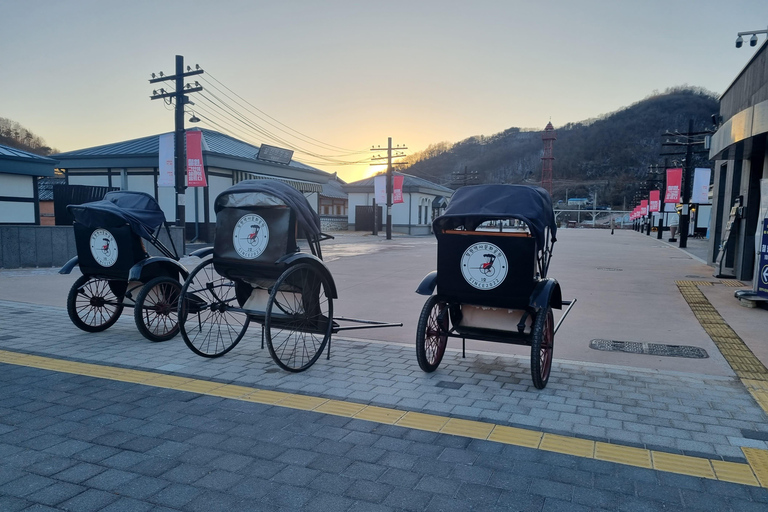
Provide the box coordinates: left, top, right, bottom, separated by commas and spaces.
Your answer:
89, 228, 118, 267
233, 214, 270, 259
460, 242, 508, 290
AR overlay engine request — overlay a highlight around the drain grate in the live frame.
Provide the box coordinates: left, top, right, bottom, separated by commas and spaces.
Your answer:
596, 267, 623, 272
590, 339, 708, 359
436, 381, 463, 390
9, 311, 32, 315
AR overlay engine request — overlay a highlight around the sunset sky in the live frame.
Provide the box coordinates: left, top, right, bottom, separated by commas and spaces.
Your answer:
1, 0, 766, 182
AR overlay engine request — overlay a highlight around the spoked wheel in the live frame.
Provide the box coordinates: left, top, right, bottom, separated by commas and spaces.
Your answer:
264, 263, 333, 372
416, 295, 449, 372
530, 306, 554, 389
178, 259, 250, 357
134, 276, 182, 342
66, 275, 125, 332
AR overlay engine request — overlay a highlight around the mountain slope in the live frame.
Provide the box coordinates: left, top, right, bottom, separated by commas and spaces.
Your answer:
402, 87, 718, 207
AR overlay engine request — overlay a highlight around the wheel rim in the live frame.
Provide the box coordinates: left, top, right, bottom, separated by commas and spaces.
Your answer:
179, 261, 249, 356
538, 310, 554, 381
141, 280, 180, 337
75, 278, 121, 327
424, 300, 448, 365
267, 265, 332, 371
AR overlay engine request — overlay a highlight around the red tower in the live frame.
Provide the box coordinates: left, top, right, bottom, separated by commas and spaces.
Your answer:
541, 121, 556, 196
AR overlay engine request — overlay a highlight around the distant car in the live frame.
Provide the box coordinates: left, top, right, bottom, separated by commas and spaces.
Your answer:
595, 205, 611, 210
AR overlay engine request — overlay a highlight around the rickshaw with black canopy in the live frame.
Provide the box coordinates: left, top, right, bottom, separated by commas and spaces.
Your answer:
415, 184, 576, 389
60, 191, 187, 341
177, 179, 400, 372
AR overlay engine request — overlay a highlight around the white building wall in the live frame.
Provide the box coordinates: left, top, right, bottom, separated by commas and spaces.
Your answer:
0, 201, 35, 223
66, 170, 110, 187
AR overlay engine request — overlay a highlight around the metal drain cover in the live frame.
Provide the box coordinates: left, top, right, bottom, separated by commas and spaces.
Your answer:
596, 267, 623, 272
590, 339, 708, 359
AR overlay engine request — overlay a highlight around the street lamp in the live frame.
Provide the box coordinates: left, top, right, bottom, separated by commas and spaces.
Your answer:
735, 26, 768, 48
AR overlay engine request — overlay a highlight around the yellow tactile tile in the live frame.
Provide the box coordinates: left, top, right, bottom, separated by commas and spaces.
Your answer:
241, 389, 288, 404
720, 280, 746, 287
540, 433, 595, 458
208, 385, 260, 399
651, 451, 715, 479
440, 418, 494, 439
711, 460, 760, 486
172, 380, 229, 394
487, 425, 543, 448
274, 394, 328, 411
396, 411, 449, 432
354, 405, 406, 425
315, 400, 367, 417
594, 442, 652, 468
743, 448, 768, 487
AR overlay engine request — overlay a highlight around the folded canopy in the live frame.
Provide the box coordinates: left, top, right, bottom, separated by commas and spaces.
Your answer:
214, 179, 322, 242
68, 191, 167, 240
433, 184, 557, 247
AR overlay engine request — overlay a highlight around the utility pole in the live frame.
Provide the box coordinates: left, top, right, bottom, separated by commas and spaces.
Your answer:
451, 166, 478, 188
660, 120, 712, 248
370, 138, 407, 240
149, 55, 204, 233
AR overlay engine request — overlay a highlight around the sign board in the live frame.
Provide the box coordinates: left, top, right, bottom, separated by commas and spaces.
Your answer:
665, 168, 682, 203
649, 190, 660, 212
158, 134, 174, 187
186, 131, 207, 187
257, 144, 293, 165
758, 218, 768, 298
692, 168, 711, 204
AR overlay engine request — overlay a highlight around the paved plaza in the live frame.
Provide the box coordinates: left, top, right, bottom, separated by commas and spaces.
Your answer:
2, 228, 768, 510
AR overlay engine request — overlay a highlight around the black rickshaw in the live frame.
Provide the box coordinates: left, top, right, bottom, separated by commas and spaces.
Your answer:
177, 180, 400, 372
415, 184, 576, 389
60, 191, 187, 341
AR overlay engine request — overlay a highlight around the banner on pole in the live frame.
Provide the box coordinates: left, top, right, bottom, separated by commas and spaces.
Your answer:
649, 190, 660, 212
640, 200, 648, 216
665, 168, 682, 203
158, 134, 174, 187
691, 168, 711, 204
392, 175, 404, 204
186, 131, 207, 187
374, 175, 386, 204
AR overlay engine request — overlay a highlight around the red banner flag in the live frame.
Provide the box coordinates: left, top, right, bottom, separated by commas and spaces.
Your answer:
392, 175, 404, 204
649, 190, 660, 212
186, 131, 207, 187
665, 168, 682, 203
640, 200, 648, 216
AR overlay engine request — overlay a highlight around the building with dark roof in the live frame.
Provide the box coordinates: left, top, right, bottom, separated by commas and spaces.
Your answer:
344, 172, 453, 235
708, 39, 768, 283
0, 144, 58, 225
318, 173, 348, 231
53, 128, 332, 241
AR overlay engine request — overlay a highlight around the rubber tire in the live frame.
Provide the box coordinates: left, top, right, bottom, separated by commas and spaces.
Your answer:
265, 263, 333, 372
530, 307, 554, 389
178, 258, 250, 357
134, 276, 182, 342
66, 274, 125, 333
416, 295, 449, 372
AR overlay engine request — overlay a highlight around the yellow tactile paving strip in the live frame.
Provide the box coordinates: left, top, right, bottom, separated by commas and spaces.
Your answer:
721, 280, 747, 287
675, 281, 768, 383
0, 348, 765, 487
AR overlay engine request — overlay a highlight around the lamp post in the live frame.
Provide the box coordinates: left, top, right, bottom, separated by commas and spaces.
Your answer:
735, 26, 768, 48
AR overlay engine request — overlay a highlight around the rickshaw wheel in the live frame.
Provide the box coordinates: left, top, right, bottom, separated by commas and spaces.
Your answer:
66, 275, 125, 332
134, 276, 182, 342
416, 295, 449, 372
531, 307, 554, 389
178, 259, 250, 357
265, 263, 333, 372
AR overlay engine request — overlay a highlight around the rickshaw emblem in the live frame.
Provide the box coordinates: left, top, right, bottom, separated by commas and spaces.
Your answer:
89, 228, 118, 267
233, 213, 269, 259
460, 242, 508, 289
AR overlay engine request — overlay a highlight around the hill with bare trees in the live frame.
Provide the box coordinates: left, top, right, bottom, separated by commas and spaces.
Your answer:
401, 87, 718, 208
